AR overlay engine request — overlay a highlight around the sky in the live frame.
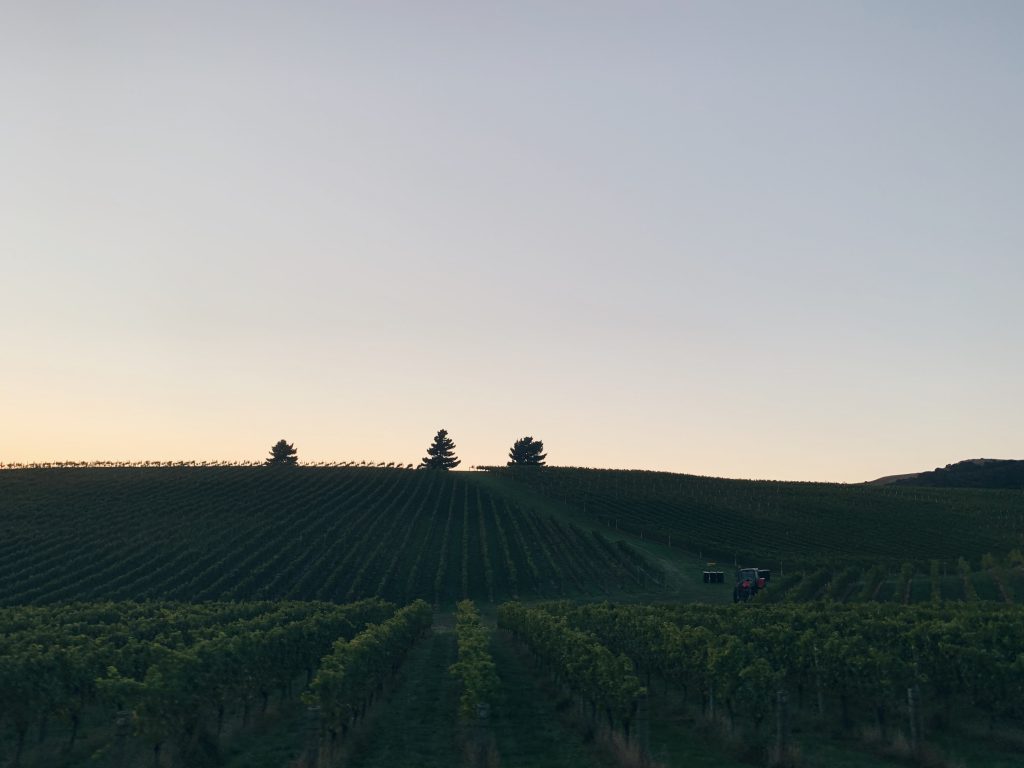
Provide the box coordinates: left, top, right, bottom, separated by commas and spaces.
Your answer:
2, 2, 1022, 481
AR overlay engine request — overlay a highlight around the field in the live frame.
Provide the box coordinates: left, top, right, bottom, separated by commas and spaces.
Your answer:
2, 465, 1024, 767
0, 468, 661, 607
483, 466, 1024, 567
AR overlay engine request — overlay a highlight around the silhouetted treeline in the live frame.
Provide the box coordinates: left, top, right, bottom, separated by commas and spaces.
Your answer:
894, 459, 1024, 490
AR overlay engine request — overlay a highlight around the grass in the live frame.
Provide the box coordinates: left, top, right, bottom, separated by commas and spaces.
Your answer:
219, 703, 306, 768
643, 693, 750, 768
489, 630, 620, 768
928, 726, 1024, 768
345, 629, 462, 768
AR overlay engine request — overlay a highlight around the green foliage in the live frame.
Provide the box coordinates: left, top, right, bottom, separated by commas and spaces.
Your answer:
508, 436, 547, 466
855, 565, 886, 601
0, 600, 394, 762
527, 600, 1024, 735
786, 568, 831, 602
420, 429, 461, 470
958, 556, 979, 601
449, 600, 499, 719
304, 600, 432, 730
266, 439, 298, 466
498, 602, 645, 736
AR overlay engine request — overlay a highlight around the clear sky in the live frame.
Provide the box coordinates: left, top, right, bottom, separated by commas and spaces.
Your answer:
2, 2, 1022, 481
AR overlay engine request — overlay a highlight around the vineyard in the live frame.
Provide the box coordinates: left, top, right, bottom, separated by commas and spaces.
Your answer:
3, 466, 1024, 766
5, 596, 1023, 767
0, 468, 661, 606
498, 600, 1024, 767
752, 554, 1024, 606
484, 466, 1024, 567
0, 599, 400, 767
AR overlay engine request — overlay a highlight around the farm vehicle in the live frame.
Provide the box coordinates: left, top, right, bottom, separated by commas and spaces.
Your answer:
733, 567, 770, 602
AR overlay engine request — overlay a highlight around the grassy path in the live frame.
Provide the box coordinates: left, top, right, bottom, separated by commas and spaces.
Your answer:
489, 630, 619, 768
220, 704, 307, 768
343, 621, 619, 768
345, 629, 462, 768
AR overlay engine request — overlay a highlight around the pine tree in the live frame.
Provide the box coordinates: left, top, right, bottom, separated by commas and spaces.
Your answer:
420, 429, 461, 470
265, 439, 298, 466
507, 436, 546, 466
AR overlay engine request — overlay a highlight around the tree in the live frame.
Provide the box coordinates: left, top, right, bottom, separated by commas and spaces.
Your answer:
265, 439, 298, 466
508, 436, 546, 466
420, 429, 460, 470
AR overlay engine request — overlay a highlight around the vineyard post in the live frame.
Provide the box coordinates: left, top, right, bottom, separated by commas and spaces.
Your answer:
907, 686, 922, 760
636, 691, 651, 759
775, 689, 790, 762
112, 710, 132, 768
471, 703, 492, 768
813, 646, 824, 718
304, 706, 321, 768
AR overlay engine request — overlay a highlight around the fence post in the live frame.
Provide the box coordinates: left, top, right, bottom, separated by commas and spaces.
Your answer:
636, 691, 651, 764
304, 706, 321, 768
112, 711, 132, 768
907, 686, 922, 760
775, 689, 790, 762
471, 703, 493, 768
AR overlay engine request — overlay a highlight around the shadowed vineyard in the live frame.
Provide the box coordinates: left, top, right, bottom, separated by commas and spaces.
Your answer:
3, 466, 1024, 767
0, 468, 657, 606
486, 467, 1024, 567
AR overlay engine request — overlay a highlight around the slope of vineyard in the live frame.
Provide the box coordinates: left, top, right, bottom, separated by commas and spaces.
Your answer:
482, 466, 1024, 566
0, 599, 400, 767
517, 600, 1024, 767
0, 467, 660, 605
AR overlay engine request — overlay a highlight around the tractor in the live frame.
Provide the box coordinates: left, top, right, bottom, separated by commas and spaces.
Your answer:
733, 567, 770, 602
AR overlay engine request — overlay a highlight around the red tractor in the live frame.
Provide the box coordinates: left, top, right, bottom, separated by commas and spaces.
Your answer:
733, 567, 770, 602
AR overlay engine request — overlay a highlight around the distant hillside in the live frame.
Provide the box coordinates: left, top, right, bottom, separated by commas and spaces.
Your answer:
4, 466, 1023, 609
482, 466, 1024, 566
879, 459, 1024, 490
0, 467, 660, 606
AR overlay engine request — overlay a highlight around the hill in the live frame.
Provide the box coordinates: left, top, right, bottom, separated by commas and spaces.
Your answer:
0, 467, 660, 607
481, 466, 1024, 567
5, 467, 1024, 766
883, 458, 1024, 489
3, 465, 1023, 609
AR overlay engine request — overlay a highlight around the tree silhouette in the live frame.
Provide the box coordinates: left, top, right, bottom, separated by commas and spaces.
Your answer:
507, 436, 547, 466
419, 429, 460, 470
265, 439, 298, 466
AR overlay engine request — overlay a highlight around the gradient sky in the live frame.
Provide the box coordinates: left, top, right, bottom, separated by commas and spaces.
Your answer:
2, 2, 1022, 481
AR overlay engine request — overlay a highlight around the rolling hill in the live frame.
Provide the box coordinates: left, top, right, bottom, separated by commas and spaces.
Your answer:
480, 465, 1024, 567
4, 465, 1024, 767
2, 464, 1022, 609
0, 467, 659, 607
